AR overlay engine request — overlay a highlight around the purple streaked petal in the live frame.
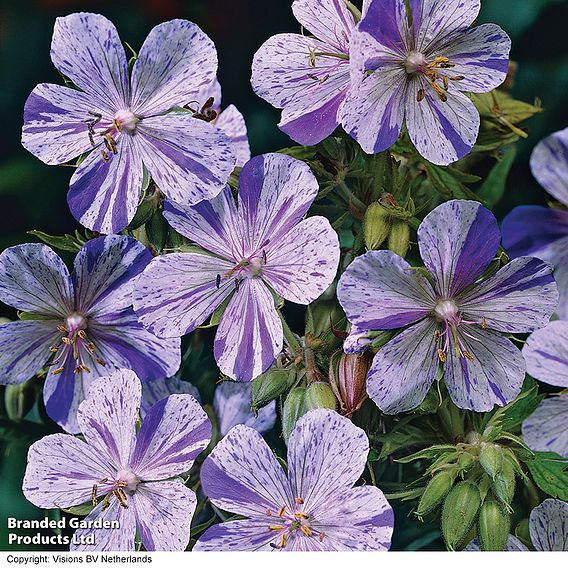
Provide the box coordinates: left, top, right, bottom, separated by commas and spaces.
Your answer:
215, 105, 251, 168
288, 409, 369, 512
358, 0, 410, 52
262, 216, 340, 304
0, 243, 74, 316
77, 369, 141, 470
163, 186, 243, 261
344, 325, 373, 354
73, 235, 152, 317
21, 83, 98, 165
530, 499, 568, 551
459, 257, 557, 333
130, 20, 217, 116
132, 481, 196, 551
530, 127, 568, 206
22, 433, 115, 509
133, 252, 234, 338
141, 377, 200, 417
68, 136, 143, 234
135, 114, 235, 207
194, 78, 222, 109
0, 321, 59, 385
441, 24, 511, 92
405, 82, 479, 165
418, 200, 500, 297
555, 261, 568, 319
366, 318, 439, 413
214, 278, 283, 382
251, 34, 350, 146
444, 326, 525, 411
337, 250, 436, 331
200, 424, 293, 517
131, 394, 211, 479
522, 395, 568, 459
193, 518, 278, 551
237, 153, 320, 253
214, 381, 276, 436
523, 321, 568, 388
50, 13, 129, 113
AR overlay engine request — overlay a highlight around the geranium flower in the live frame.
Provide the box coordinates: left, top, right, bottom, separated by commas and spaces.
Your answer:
22, 13, 236, 234
194, 408, 394, 551
0, 235, 180, 433
340, 0, 511, 165
23, 369, 211, 551
133, 153, 340, 381
251, 0, 355, 145
214, 381, 276, 436
337, 200, 558, 413
141, 377, 200, 417
502, 127, 568, 319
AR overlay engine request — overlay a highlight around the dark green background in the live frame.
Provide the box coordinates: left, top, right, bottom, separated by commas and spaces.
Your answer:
0, 0, 567, 551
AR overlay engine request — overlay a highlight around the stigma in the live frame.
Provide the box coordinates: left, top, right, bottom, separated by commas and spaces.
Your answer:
91, 470, 139, 510
266, 500, 326, 549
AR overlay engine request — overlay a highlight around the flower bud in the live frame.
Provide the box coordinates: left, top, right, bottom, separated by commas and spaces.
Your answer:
363, 202, 391, 250
4, 378, 39, 422
251, 367, 295, 411
441, 481, 481, 550
303, 382, 337, 412
282, 387, 307, 443
478, 496, 510, 551
479, 442, 504, 479
491, 457, 515, 506
329, 351, 371, 417
388, 218, 410, 257
416, 470, 456, 518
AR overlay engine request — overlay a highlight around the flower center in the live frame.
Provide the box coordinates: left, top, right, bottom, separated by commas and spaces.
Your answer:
266, 500, 326, 549
404, 51, 428, 73
114, 109, 139, 133
91, 470, 140, 510
218, 249, 269, 291
434, 299, 459, 322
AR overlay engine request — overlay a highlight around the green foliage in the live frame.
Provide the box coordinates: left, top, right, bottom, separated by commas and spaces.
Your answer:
526, 452, 568, 501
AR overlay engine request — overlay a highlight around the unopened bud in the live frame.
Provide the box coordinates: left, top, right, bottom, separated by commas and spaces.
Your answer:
441, 481, 481, 551
479, 442, 504, 479
388, 218, 410, 257
4, 379, 39, 422
282, 387, 307, 443
479, 497, 510, 551
329, 351, 370, 417
303, 382, 337, 412
416, 470, 456, 518
252, 367, 295, 411
491, 457, 515, 506
363, 202, 391, 250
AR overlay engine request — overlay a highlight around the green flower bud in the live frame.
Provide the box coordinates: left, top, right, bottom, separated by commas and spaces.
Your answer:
282, 387, 307, 443
4, 378, 39, 422
388, 218, 410, 257
303, 382, 337, 412
479, 497, 510, 551
363, 202, 391, 250
479, 442, 504, 479
416, 470, 456, 518
491, 457, 516, 507
251, 367, 296, 411
442, 481, 481, 550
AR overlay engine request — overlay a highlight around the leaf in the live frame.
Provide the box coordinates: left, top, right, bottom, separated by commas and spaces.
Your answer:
526, 451, 568, 500
477, 146, 517, 207
28, 230, 84, 253
61, 501, 94, 516
393, 445, 456, 463
424, 162, 482, 202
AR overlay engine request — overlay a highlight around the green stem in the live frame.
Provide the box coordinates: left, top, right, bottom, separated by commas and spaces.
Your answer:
337, 180, 367, 212
279, 311, 301, 354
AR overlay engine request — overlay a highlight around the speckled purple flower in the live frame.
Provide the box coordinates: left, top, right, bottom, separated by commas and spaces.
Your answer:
141, 377, 200, 417
214, 381, 276, 437
133, 153, 340, 381
340, 0, 511, 165
0, 235, 180, 433
337, 200, 558, 413
22, 13, 236, 233
502, 128, 568, 319
23, 369, 211, 551
194, 408, 394, 551
252, 0, 355, 145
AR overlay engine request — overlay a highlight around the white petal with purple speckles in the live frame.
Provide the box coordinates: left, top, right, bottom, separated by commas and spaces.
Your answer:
131, 393, 211, 479
0, 243, 74, 316
215, 278, 283, 382
77, 369, 141, 469
133, 252, 234, 338
338, 250, 436, 330
522, 395, 568, 458
444, 325, 525, 411
22, 433, 115, 509
50, 13, 129, 114
418, 200, 500, 297
130, 20, 217, 116
215, 104, 251, 168
193, 518, 279, 551
200, 424, 293, 517
141, 377, 200, 417
523, 321, 568, 388
459, 256, 558, 333
287, 409, 369, 511
343, 325, 373, 354
530, 499, 568, 551
465, 535, 528, 551
21, 83, 99, 165
135, 114, 235, 207
367, 318, 439, 413
263, 216, 340, 304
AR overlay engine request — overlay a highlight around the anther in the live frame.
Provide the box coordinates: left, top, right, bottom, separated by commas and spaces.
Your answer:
101, 149, 109, 162
78, 330, 88, 340
52, 367, 65, 375
417, 88, 425, 102
269, 525, 284, 531
91, 485, 98, 507
50, 346, 59, 353
300, 526, 313, 537
481, 318, 487, 330
57, 326, 67, 333
437, 349, 447, 363
295, 497, 304, 505
463, 351, 475, 362
216, 274, 221, 289
278, 506, 286, 517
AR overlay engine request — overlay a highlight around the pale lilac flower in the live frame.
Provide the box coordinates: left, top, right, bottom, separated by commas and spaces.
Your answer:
502, 128, 568, 319
214, 381, 276, 436
252, 0, 355, 145
23, 369, 211, 551
133, 153, 340, 381
141, 377, 200, 417
0, 236, 180, 433
22, 13, 235, 234
341, 0, 511, 165
194, 408, 394, 551
337, 200, 558, 413
522, 395, 568, 459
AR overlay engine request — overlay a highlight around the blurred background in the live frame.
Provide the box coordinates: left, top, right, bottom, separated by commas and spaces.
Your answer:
1, 0, 568, 551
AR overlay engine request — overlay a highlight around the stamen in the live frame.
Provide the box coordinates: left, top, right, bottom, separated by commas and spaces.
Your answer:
437, 349, 447, 363
481, 318, 487, 330
51, 367, 65, 375
295, 497, 304, 505
463, 351, 475, 362
91, 485, 98, 507
216, 274, 221, 289
269, 525, 284, 531
278, 506, 286, 517
57, 326, 67, 333
417, 88, 425, 102
101, 149, 110, 162
300, 526, 313, 537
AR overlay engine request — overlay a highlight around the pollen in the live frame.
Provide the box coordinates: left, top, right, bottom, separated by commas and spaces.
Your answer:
438, 349, 447, 363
